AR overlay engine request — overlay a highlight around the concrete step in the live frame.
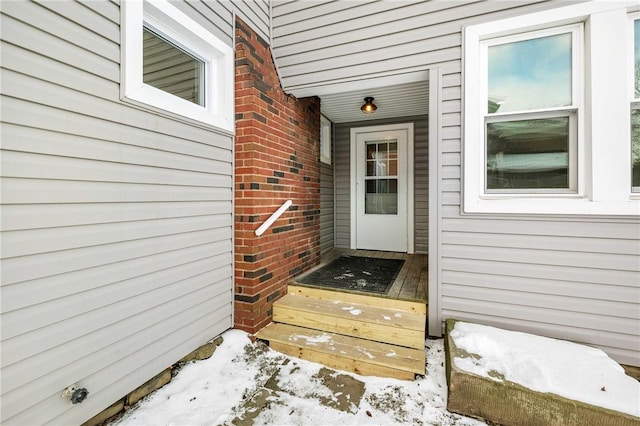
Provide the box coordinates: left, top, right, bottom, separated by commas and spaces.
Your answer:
255, 322, 425, 380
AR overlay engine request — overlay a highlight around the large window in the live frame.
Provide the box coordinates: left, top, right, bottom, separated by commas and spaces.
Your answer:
121, 0, 234, 132
464, 2, 640, 215
484, 27, 579, 193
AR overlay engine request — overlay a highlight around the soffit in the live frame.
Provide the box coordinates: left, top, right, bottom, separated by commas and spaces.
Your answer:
318, 80, 429, 124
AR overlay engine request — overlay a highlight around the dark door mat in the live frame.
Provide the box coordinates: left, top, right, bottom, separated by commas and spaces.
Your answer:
296, 255, 405, 295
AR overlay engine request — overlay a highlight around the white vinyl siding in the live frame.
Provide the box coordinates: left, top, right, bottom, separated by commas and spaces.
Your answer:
232, 0, 270, 43
271, 0, 562, 93
272, 0, 640, 367
319, 161, 334, 254
440, 218, 640, 364
0, 0, 243, 424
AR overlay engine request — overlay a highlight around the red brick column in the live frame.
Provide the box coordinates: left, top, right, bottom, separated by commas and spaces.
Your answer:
234, 18, 321, 334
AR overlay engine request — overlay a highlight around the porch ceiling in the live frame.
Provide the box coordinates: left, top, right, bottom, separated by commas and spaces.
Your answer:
318, 80, 429, 124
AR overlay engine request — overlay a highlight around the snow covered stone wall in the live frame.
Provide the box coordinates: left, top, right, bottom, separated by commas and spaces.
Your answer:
445, 319, 640, 426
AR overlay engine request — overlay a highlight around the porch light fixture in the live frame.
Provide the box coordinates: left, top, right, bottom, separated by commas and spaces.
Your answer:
361, 97, 377, 114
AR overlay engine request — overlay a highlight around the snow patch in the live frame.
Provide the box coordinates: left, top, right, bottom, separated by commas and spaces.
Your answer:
357, 348, 375, 359
290, 333, 333, 345
112, 330, 485, 426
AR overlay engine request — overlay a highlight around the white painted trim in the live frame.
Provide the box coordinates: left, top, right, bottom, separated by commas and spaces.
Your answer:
349, 122, 415, 253
428, 67, 443, 337
121, 0, 234, 132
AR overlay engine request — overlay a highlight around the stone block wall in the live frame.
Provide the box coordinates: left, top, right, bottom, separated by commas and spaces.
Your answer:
234, 18, 321, 333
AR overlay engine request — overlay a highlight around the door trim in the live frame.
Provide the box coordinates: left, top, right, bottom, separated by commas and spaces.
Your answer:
349, 122, 414, 253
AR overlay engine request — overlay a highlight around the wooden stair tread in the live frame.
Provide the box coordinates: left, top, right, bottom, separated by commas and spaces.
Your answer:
288, 285, 427, 314
277, 293, 425, 331
256, 323, 425, 379
273, 293, 425, 350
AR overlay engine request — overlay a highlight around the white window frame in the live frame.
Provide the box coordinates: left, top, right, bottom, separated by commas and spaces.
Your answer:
463, 1, 640, 215
320, 115, 332, 165
481, 25, 581, 195
630, 12, 640, 194
121, 0, 234, 133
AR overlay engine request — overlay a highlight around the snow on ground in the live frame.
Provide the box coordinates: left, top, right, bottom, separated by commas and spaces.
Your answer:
111, 324, 640, 425
450, 321, 640, 417
111, 330, 485, 426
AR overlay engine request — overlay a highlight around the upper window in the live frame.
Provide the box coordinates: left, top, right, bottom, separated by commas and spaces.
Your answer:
121, 0, 234, 132
631, 15, 640, 192
483, 27, 579, 193
464, 2, 640, 215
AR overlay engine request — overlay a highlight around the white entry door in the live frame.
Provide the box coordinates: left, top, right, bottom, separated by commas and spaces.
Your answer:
351, 124, 413, 252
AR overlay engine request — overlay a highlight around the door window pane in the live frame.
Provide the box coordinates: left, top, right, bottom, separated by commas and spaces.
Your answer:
143, 27, 205, 106
365, 179, 398, 214
488, 33, 572, 113
365, 141, 397, 177
486, 117, 570, 190
364, 140, 399, 213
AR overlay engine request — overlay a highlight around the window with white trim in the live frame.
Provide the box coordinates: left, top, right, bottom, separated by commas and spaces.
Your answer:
483, 26, 580, 193
464, 2, 640, 215
320, 115, 332, 165
121, 0, 234, 132
631, 14, 640, 192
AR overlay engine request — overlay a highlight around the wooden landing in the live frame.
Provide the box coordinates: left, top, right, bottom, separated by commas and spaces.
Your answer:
292, 249, 428, 303
256, 285, 427, 380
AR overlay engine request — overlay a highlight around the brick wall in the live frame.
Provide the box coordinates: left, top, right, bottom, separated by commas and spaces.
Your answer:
234, 18, 321, 334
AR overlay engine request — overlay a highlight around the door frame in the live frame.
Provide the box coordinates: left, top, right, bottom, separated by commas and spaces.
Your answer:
349, 122, 415, 253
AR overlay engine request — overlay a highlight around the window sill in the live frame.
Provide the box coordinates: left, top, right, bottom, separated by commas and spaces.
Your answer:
463, 195, 640, 216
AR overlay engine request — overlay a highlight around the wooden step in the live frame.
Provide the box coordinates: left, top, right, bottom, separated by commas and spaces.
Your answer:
255, 322, 425, 380
288, 285, 427, 314
273, 293, 426, 350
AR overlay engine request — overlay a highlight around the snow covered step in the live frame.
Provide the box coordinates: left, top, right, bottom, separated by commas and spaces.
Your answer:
272, 292, 425, 350
255, 322, 425, 380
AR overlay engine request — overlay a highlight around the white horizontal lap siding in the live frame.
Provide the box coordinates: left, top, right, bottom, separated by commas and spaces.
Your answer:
271, 0, 553, 93
232, 0, 270, 42
334, 123, 351, 248
320, 161, 334, 253
0, 1, 234, 424
440, 220, 640, 365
